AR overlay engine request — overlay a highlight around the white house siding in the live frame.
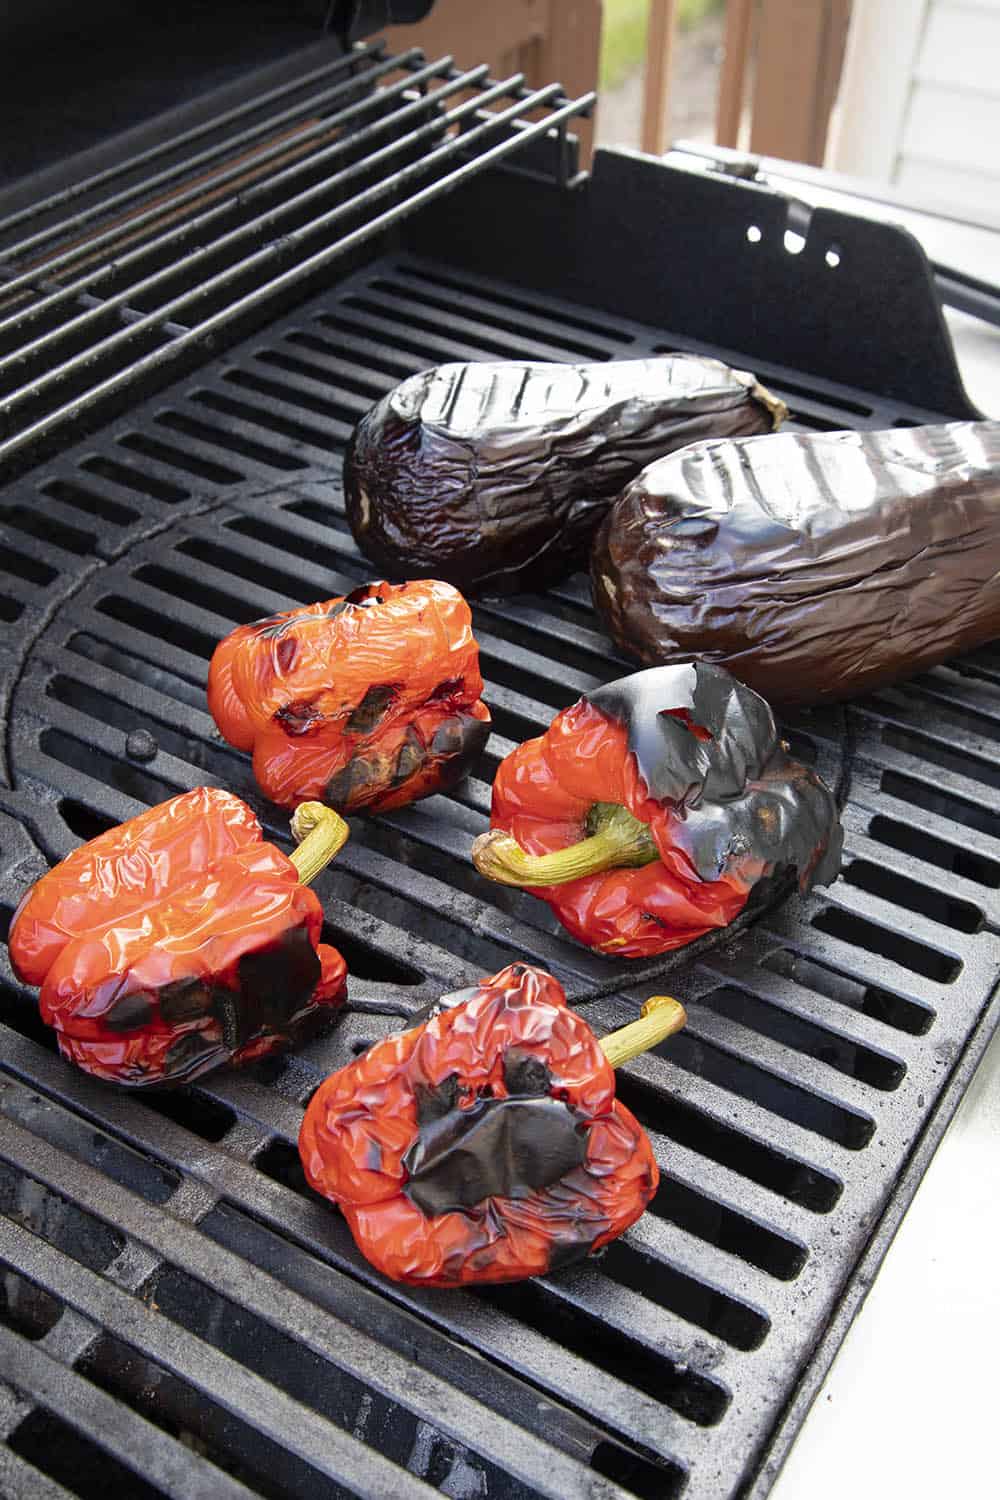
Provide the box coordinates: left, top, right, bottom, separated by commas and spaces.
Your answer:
831, 0, 1000, 221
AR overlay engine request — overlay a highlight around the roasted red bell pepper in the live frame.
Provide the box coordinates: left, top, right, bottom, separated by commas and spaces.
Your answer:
9, 788, 349, 1088
473, 663, 842, 958
299, 962, 685, 1287
207, 579, 491, 813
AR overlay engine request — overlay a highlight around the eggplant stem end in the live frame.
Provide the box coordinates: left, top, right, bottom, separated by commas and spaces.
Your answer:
753, 379, 788, 430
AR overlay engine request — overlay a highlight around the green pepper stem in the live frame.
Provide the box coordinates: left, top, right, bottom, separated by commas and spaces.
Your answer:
471, 802, 658, 888
600, 996, 687, 1067
288, 802, 349, 885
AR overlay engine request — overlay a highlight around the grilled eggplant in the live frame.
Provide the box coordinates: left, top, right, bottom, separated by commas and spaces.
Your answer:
591, 420, 1000, 707
344, 355, 785, 596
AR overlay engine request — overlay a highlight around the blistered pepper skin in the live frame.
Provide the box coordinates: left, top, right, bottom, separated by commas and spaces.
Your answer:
9, 788, 347, 1088
299, 964, 659, 1287
487, 663, 842, 958
207, 579, 490, 813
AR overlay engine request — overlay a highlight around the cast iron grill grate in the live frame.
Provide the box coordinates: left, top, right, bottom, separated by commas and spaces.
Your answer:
0, 254, 998, 1500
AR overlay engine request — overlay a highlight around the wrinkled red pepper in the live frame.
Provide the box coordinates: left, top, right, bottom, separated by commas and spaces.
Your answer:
9, 788, 349, 1088
299, 963, 684, 1287
208, 579, 491, 813
473, 663, 842, 958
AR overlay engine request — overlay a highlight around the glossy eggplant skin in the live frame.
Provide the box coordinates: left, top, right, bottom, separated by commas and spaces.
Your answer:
591, 420, 1000, 708
344, 355, 784, 596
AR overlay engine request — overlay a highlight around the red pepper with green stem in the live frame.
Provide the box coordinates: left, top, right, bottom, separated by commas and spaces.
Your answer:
473, 663, 842, 958
300, 962, 686, 1287
9, 788, 350, 1088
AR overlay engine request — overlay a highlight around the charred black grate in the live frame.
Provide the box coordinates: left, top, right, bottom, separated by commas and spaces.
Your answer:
0, 250, 997, 1500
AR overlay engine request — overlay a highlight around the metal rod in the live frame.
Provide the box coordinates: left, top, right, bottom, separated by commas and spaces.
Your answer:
0, 57, 480, 360
0, 41, 382, 240
0, 91, 592, 467
0, 48, 421, 289
0, 44, 403, 266
0, 77, 546, 420
1, 71, 517, 415
933, 266, 1000, 330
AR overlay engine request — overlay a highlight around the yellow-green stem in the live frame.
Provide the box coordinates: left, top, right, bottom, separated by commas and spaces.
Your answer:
600, 995, 687, 1067
288, 802, 349, 885
471, 801, 658, 889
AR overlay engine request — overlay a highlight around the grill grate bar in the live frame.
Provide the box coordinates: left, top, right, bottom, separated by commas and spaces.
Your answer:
189, 384, 355, 453
697, 956, 916, 1068
761, 907, 956, 1012
0, 1324, 258, 1500
0, 1027, 703, 1483
913, 665, 1000, 724
0, 1446, 77, 1500
655, 1136, 815, 1245
611, 1208, 779, 1334
617, 1039, 859, 1177
817, 880, 968, 970
0, 55, 484, 359
0, 89, 590, 474
0, 43, 388, 250
372, 266, 630, 357
0, 1115, 626, 1500
853, 747, 1000, 848
683, 1001, 881, 1125
843, 816, 996, 931
341, 284, 612, 366
0, 1215, 445, 1499
1, 72, 539, 424
856, 689, 1000, 765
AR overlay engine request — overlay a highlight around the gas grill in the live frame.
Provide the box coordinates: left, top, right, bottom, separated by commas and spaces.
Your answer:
1, 10, 999, 1500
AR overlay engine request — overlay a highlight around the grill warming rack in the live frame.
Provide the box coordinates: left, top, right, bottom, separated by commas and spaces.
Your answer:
0, 38, 592, 475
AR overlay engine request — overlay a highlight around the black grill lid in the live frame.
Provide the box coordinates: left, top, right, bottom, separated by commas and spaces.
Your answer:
1, 248, 998, 1500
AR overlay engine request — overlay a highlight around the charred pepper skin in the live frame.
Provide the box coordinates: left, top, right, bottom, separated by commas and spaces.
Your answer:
344, 355, 785, 597
477, 663, 842, 959
8, 788, 347, 1088
299, 964, 659, 1287
591, 420, 1000, 707
208, 579, 491, 813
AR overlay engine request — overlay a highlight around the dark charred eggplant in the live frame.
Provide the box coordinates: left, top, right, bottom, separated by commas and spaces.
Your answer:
591, 420, 1000, 707
344, 355, 786, 596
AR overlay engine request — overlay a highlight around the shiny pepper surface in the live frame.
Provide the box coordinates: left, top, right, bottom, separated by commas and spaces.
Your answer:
9, 788, 347, 1087
299, 964, 659, 1287
207, 578, 490, 813
476, 663, 842, 958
